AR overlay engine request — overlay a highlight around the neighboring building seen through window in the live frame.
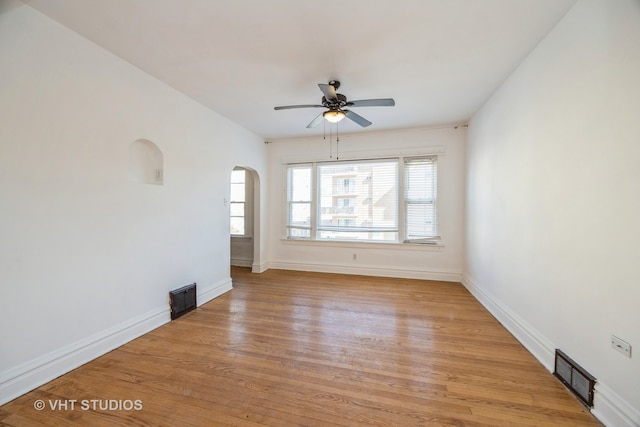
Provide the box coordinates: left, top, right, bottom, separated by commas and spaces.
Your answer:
318, 160, 398, 241
285, 156, 438, 243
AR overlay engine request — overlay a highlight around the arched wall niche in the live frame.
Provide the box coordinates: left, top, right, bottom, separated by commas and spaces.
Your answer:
129, 139, 163, 185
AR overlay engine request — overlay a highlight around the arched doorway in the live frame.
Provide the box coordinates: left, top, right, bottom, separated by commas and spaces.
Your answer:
230, 166, 260, 271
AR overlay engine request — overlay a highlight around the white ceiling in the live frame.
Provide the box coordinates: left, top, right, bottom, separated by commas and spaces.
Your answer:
25, 0, 576, 140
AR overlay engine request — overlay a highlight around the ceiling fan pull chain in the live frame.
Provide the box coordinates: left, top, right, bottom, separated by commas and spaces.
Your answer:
336, 123, 340, 160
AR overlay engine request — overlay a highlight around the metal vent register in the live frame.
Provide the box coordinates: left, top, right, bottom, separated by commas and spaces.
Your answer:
169, 283, 197, 320
554, 349, 596, 407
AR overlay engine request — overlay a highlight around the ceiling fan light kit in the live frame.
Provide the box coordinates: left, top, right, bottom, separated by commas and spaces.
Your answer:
274, 80, 395, 128
323, 110, 346, 123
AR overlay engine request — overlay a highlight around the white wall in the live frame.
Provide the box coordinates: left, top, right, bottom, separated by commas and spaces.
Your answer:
464, 0, 640, 425
267, 126, 466, 281
0, 1, 267, 404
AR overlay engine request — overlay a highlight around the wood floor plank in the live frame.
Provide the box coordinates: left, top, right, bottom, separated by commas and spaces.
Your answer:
1, 267, 601, 426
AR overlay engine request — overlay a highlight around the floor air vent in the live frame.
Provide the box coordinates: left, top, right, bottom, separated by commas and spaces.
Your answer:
169, 283, 197, 320
554, 349, 596, 407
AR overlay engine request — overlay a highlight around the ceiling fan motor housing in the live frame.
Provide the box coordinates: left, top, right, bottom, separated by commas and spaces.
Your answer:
322, 93, 348, 110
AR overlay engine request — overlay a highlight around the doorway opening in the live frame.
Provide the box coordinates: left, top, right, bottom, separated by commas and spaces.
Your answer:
230, 166, 261, 271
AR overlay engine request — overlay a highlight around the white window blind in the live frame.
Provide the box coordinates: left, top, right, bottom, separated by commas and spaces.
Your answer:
318, 160, 398, 241
230, 168, 246, 235
286, 164, 312, 238
404, 156, 438, 242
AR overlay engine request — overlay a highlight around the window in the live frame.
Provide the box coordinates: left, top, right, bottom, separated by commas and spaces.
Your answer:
230, 168, 246, 235
286, 156, 438, 243
404, 157, 438, 242
318, 160, 397, 241
286, 165, 312, 238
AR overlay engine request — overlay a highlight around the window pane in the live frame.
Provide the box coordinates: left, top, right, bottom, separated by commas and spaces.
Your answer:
230, 169, 245, 184
230, 183, 245, 202
406, 165, 435, 200
290, 168, 311, 201
230, 168, 246, 235
230, 217, 245, 235
287, 165, 312, 238
230, 202, 244, 216
288, 227, 310, 238
405, 157, 437, 241
318, 160, 398, 241
289, 202, 310, 225
406, 203, 436, 239
318, 230, 397, 240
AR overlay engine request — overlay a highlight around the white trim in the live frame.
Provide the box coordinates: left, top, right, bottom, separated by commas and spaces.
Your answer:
0, 305, 169, 406
280, 146, 446, 171
197, 277, 233, 306
461, 274, 555, 370
230, 257, 253, 267
269, 260, 461, 282
593, 383, 640, 427
280, 237, 445, 252
252, 261, 269, 273
461, 274, 640, 427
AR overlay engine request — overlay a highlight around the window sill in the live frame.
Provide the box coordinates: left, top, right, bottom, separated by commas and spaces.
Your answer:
280, 238, 444, 251
231, 236, 253, 240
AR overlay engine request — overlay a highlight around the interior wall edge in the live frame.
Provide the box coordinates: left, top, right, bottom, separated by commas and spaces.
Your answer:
251, 262, 270, 274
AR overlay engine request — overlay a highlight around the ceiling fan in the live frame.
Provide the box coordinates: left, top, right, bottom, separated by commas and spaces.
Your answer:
274, 80, 395, 129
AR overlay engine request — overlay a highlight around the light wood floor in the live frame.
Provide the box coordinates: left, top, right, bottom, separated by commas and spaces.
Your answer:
1, 268, 601, 426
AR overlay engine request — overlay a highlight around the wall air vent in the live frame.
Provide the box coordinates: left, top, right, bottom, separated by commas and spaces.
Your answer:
169, 283, 197, 320
554, 349, 596, 407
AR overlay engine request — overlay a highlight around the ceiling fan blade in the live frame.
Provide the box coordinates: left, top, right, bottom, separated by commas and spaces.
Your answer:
274, 104, 323, 110
318, 83, 337, 101
345, 110, 372, 127
306, 113, 324, 128
346, 98, 395, 107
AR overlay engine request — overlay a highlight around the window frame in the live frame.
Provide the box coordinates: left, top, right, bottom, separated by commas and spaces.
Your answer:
317, 158, 399, 242
285, 156, 439, 245
230, 168, 247, 237
286, 163, 314, 239
404, 156, 439, 243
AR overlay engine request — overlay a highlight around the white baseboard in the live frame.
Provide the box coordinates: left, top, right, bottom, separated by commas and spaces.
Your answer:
198, 277, 233, 306
593, 383, 640, 427
461, 274, 640, 427
0, 278, 233, 407
461, 274, 555, 370
230, 258, 253, 268
269, 260, 462, 282
0, 305, 169, 406
251, 261, 269, 273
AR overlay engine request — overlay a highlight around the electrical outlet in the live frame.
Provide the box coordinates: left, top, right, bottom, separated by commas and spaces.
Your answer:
611, 335, 631, 358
